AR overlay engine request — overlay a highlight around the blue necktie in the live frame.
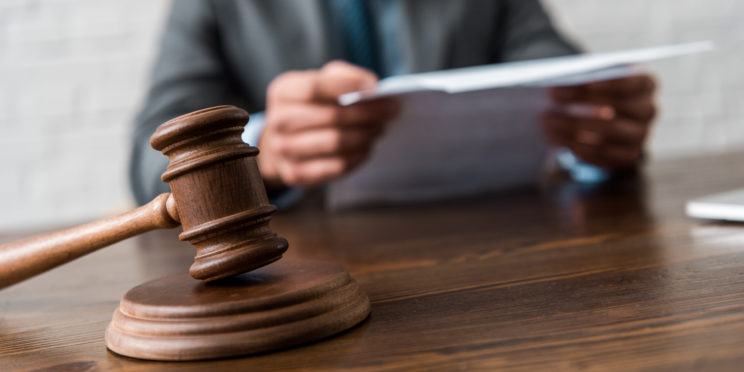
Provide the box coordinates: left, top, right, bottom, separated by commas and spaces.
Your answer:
328, 0, 381, 76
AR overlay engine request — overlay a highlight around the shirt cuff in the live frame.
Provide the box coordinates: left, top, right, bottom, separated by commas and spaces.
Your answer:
242, 112, 305, 209
555, 148, 610, 183
241, 112, 267, 146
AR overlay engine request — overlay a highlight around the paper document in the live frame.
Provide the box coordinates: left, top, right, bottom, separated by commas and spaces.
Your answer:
339, 41, 713, 105
327, 42, 713, 209
687, 188, 744, 222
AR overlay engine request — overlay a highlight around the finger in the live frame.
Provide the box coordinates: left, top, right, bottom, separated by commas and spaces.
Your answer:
277, 152, 367, 188
570, 143, 606, 166
552, 74, 656, 101
550, 85, 585, 102
583, 74, 656, 97
267, 70, 321, 103
556, 103, 616, 120
569, 141, 643, 169
606, 117, 649, 145
267, 104, 335, 133
337, 98, 399, 128
612, 95, 656, 123
278, 126, 381, 161
541, 112, 574, 147
574, 118, 649, 146
602, 144, 643, 168
314, 60, 378, 102
544, 111, 650, 148
553, 94, 656, 123
266, 61, 378, 104
585, 94, 655, 123
268, 100, 397, 133
543, 112, 609, 146
573, 116, 650, 146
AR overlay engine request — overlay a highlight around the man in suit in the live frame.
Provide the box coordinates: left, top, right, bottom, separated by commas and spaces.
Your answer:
130, 0, 656, 206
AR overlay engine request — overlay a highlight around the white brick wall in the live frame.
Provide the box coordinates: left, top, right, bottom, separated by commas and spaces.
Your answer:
0, 0, 170, 230
1, 0, 742, 230
542, 0, 744, 157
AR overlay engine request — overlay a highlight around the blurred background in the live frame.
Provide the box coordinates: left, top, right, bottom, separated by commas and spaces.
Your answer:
1, 0, 742, 230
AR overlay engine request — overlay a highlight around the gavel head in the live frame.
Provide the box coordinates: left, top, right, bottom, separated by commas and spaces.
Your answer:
150, 105, 288, 282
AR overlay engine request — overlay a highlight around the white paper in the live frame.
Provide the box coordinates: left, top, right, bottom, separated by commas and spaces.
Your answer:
327, 42, 713, 209
339, 41, 713, 105
328, 87, 551, 209
686, 188, 744, 222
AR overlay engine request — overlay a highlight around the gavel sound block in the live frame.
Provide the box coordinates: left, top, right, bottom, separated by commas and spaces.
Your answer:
0, 105, 370, 361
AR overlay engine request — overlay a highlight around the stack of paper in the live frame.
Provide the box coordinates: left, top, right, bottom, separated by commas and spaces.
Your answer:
327, 42, 713, 209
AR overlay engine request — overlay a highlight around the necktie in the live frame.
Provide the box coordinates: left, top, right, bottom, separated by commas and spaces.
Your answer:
328, 0, 381, 76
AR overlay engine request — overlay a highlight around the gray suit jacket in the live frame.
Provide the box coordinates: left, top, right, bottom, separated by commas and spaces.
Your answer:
131, 0, 578, 204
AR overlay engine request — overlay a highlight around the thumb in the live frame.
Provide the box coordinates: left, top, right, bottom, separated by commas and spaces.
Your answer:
314, 60, 378, 102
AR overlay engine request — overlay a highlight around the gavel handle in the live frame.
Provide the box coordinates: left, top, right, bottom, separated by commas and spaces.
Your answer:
0, 193, 180, 290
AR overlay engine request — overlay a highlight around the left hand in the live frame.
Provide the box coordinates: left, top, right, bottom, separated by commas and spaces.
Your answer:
542, 73, 657, 169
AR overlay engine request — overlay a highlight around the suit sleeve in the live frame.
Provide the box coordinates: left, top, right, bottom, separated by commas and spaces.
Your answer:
493, 0, 581, 62
129, 0, 245, 205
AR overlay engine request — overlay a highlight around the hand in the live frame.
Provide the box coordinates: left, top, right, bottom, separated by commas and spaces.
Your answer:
542, 73, 657, 169
258, 61, 399, 191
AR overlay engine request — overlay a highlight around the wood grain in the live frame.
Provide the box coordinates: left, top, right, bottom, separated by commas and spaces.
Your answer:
0, 193, 179, 290
150, 105, 288, 282
105, 258, 370, 360
2, 151, 744, 371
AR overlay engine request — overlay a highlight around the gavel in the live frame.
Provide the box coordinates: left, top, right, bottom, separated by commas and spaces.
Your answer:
0, 105, 288, 289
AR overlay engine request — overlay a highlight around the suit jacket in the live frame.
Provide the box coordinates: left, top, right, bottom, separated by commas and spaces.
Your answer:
130, 0, 579, 204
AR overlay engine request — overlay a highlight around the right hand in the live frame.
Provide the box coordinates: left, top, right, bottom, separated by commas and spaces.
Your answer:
258, 61, 399, 191
542, 74, 657, 170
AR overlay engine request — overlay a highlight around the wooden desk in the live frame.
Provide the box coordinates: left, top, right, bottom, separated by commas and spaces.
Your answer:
2, 152, 744, 371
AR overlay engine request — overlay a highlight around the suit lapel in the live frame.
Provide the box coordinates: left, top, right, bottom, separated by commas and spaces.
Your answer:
291, 0, 333, 68
398, 0, 464, 72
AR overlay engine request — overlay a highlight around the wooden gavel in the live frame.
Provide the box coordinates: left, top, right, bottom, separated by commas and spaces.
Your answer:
0, 106, 288, 290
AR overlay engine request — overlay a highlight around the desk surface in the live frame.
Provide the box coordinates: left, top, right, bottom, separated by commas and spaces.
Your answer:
2, 152, 744, 372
